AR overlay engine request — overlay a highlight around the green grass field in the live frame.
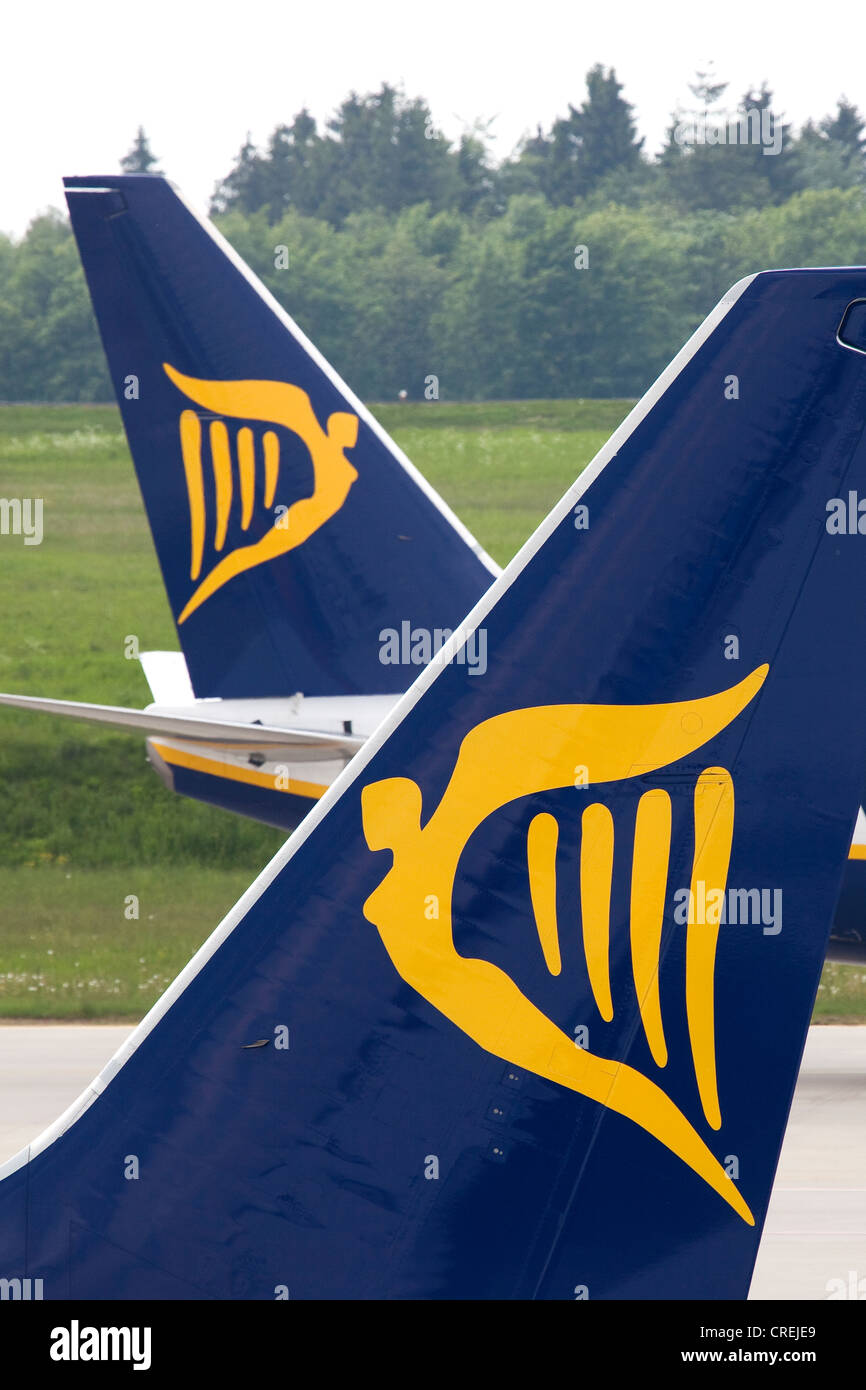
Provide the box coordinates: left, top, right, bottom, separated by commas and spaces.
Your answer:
0, 400, 862, 1020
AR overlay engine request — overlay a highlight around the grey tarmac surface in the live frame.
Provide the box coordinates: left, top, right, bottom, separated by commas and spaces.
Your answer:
0, 1022, 863, 1299
749, 1024, 866, 1300
0, 1024, 131, 1168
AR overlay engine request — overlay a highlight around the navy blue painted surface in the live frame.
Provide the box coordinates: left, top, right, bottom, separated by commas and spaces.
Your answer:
169, 760, 312, 833
829, 856, 866, 960
64, 175, 493, 700
3, 269, 866, 1298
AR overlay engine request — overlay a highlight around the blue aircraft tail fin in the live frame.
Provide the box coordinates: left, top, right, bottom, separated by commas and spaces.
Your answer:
4, 266, 866, 1298
63, 174, 496, 699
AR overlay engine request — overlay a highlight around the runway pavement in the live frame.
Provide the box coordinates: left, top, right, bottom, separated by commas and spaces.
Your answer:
749, 1024, 866, 1300
0, 1021, 863, 1299
0, 1023, 131, 1166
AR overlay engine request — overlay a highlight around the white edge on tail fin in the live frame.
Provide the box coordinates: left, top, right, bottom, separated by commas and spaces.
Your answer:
0, 272, 756, 1184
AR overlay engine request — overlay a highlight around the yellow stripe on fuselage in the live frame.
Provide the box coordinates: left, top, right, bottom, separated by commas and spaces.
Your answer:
849, 843, 866, 860
150, 741, 326, 801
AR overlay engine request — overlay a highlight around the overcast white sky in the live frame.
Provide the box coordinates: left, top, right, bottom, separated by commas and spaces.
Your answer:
1, 0, 862, 236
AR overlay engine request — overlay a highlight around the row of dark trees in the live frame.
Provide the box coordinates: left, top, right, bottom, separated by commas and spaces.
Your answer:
2, 69, 866, 402
202, 69, 866, 222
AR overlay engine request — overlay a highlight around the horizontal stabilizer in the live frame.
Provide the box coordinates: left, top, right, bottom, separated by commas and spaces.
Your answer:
0, 692, 363, 761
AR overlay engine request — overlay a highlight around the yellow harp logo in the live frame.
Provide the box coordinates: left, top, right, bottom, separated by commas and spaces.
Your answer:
164, 364, 359, 622
361, 664, 769, 1225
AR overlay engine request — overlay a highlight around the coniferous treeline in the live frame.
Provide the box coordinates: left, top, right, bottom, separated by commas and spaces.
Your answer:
2, 70, 865, 401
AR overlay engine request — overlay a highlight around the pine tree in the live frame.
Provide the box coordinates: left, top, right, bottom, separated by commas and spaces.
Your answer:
659, 77, 793, 211
455, 131, 499, 217
120, 127, 162, 175
210, 136, 270, 215
737, 84, 796, 201
688, 67, 729, 113
321, 84, 459, 223
572, 65, 644, 191
262, 111, 323, 219
506, 66, 644, 205
822, 98, 866, 177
